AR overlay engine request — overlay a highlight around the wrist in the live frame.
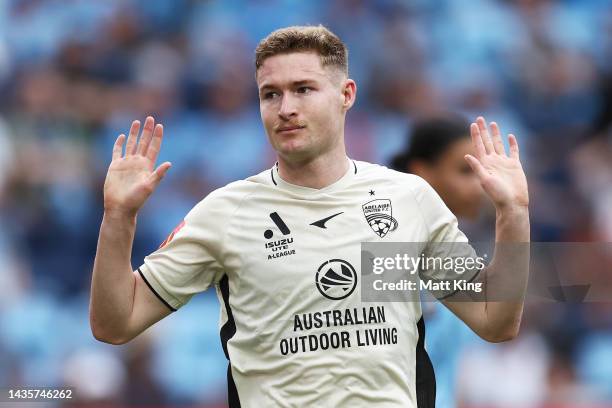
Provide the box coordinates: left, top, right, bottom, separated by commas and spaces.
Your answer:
103, 208, 138, 224
495, 203, 529, 218
495, 204, 530, 242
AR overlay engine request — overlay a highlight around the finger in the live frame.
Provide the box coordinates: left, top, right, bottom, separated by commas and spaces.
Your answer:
477, 116, 494, 154
125, 120, 140, 156
508, 134, 520, 160
470, 123, 486, 159
148, 162, 172, 187
137, 116, 155, 156
112, 134, 126, 160
146, 124, 164, 164
464, 154, 490, 180
490, 122, 506, 156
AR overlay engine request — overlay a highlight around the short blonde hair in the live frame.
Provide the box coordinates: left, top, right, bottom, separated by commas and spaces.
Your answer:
255, 25, 348, 76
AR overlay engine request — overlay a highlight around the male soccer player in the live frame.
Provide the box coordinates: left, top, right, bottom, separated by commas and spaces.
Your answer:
90, 26, 530, 407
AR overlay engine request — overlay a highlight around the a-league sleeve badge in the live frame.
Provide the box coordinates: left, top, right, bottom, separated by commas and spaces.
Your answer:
159, 220, 186, 249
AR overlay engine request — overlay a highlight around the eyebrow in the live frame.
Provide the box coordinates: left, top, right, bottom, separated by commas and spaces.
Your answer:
259, 79, 317, 93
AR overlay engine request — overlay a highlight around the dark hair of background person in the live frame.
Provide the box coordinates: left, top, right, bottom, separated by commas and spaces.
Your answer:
390, 115, 470, 172
389, 114, 485, 220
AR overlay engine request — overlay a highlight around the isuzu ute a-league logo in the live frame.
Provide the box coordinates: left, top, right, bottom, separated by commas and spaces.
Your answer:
362, 199, 398, 238
264, 212, 296, 260
315, 259, 357, 300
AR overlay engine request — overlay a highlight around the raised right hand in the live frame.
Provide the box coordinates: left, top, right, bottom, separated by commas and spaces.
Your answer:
104, 116, 171, 217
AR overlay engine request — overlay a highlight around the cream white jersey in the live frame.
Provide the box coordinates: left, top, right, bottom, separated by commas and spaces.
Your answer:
138, 159, 480, 408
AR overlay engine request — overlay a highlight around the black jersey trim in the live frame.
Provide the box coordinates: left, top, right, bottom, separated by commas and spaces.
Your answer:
416, 316, 436, 407
220, 275, 241, 407
271, 164, 277, 185
272, 160, 355, 184
436, 266, 483, 301
137, 268, 176, 312
227, 364, 241, 408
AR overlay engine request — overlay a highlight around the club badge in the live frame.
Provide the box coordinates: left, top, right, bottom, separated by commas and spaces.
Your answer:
362, 199, 398, 238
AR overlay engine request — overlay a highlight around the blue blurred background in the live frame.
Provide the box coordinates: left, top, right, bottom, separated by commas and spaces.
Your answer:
0, 0, 611, 407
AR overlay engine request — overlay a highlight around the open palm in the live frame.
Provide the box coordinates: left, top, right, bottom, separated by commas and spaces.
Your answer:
104, 116, 171, 216
465, 117, 529, 209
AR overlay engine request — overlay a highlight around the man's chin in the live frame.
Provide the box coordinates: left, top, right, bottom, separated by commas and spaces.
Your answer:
276, 144, 315, 162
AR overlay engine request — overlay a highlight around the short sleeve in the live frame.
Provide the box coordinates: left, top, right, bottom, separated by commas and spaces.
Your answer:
138, 192, 228, 310
412, 178, 482, 298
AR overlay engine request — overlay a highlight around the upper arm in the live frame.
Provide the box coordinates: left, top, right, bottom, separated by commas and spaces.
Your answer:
435, 264, 487, 340
441, 296, 519, 343
122, 270, 173, 343
132, 191, 233, 313
411, 176, 491, 339
439, 269, 517, 343
123, 186, 248, 342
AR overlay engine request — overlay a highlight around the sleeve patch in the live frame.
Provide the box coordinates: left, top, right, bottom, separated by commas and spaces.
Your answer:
159, 220, 186, 249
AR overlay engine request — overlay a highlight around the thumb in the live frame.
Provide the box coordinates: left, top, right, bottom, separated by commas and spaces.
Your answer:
464, 154, 489, 180
149, 162, 172, 187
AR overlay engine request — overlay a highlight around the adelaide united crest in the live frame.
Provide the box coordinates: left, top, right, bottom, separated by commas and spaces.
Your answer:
362, 199, 398, 238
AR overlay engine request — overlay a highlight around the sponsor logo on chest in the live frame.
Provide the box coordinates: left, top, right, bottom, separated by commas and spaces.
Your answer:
263, 212, 296, 260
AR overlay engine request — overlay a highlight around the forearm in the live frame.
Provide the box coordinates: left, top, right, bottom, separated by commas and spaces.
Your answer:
89, 210, 138, 343
482, 205, 530, 340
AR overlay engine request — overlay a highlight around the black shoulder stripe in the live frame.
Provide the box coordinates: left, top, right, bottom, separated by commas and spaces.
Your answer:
137, 268, 177, 312
353, 160, 358, 174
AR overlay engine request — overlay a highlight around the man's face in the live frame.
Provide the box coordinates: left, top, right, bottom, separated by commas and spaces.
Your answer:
256, 52, 354, 162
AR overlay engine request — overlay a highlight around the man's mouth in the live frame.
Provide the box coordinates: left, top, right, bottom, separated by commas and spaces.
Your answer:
277, 125, 305, 133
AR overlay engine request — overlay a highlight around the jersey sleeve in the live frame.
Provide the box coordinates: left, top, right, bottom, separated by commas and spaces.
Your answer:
411, 177, 483, 298
137, 191, 230, 310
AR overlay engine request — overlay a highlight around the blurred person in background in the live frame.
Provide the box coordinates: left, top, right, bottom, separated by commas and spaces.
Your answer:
389, 114, 612, 406
390, 116, 551, 408
390, 115, 485, 408
90, 25, 531, 407
390, 115, 484, 221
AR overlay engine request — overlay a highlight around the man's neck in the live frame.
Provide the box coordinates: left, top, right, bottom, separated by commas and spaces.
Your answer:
277, 149, 350, 190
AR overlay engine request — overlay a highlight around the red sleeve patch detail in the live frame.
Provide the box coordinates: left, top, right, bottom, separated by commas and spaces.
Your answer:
159, 220, 186, 249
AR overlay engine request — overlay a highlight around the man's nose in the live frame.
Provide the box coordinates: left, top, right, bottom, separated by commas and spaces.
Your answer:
278, 94, 298, 120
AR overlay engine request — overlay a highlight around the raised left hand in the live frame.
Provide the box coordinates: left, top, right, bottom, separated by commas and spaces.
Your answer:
464, 117, 529, 210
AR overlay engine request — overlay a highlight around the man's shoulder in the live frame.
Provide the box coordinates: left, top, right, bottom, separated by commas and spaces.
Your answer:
354, 160, 429, 190
189, 168, 272, 217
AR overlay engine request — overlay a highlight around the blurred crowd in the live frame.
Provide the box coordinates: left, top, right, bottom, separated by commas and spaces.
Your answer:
0, 0, 611, 407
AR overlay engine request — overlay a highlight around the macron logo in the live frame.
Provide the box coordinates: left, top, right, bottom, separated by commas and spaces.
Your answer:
310, 212, 344, 229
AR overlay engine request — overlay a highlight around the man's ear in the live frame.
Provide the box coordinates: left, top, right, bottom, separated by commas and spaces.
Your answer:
342, 79, 357, 111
